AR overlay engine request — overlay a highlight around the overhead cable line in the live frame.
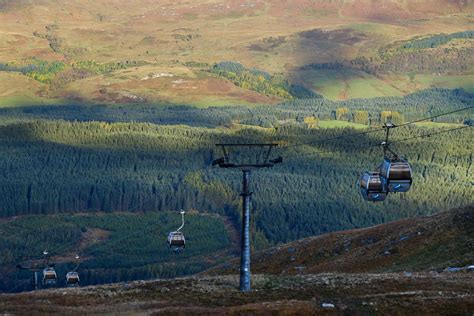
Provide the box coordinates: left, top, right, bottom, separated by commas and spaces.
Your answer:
391, 125, 472, 144
285, 105, 473, 150
285, 125, 472, 161
395, 107, 474, 128
6, 106, 473, 292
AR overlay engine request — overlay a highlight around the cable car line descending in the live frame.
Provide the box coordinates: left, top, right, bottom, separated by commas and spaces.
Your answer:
16, 251, 58, 291
7, 237, 82, 291
10, 220, 170, 292
8, 106, 472, 293
48, 126, 468, 269
391, 125, 472, 144
284, 124, 472, 161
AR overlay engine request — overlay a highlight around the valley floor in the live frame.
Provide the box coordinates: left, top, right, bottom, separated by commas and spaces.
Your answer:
1, 273, 473, 315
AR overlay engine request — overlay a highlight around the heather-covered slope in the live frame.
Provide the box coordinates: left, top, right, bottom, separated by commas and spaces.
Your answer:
209, 204, 474, 275
1, 273, 473, 315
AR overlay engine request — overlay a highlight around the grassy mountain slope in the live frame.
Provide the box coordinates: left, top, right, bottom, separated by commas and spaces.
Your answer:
209, 204, 474, 275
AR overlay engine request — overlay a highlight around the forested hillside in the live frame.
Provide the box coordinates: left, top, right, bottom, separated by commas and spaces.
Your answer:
0, 90, 472, 239
343, 30, 474, 75
2, 118, 470, 240
0, 89, 472, 292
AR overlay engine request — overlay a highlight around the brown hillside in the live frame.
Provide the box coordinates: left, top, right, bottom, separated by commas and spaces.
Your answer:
1, 0, 471, 64
1, 273, 473, 314
1, 0, 472, 104
209, 204, 474, 275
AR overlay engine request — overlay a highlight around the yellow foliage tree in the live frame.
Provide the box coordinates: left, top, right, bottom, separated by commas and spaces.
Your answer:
391, 111, 404, 125
304, 116, 319, 129
380, 111, 392, 123
353, 110, 369, 125
336, 107, 350, 121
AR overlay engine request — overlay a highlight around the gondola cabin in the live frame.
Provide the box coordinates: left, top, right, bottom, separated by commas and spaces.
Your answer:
42, 267, 57, 286
167, 231, 185, 248
379, 157, 413, 193
360, 172, 387, 202
66, 272, 80, 286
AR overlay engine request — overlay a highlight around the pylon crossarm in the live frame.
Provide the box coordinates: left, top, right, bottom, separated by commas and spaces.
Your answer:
213, 143, 280, 168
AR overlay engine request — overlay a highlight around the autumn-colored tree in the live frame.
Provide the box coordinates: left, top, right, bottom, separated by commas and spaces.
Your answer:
336, 107, 350, 121
304, 116, 319, 128
391, 111, 405, 125
353, 110, 369, 125
380, 111, 392, 123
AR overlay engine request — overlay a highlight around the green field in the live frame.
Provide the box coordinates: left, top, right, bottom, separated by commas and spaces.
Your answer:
300, 68, 474, 101
412, 74, 474, 93
302, 68, 404, 100
413, 122, 465, 128
0, 96, 66, 108
318, 120, 368, 129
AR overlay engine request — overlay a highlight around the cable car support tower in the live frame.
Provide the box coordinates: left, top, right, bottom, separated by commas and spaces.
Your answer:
213, 143, 282, 292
